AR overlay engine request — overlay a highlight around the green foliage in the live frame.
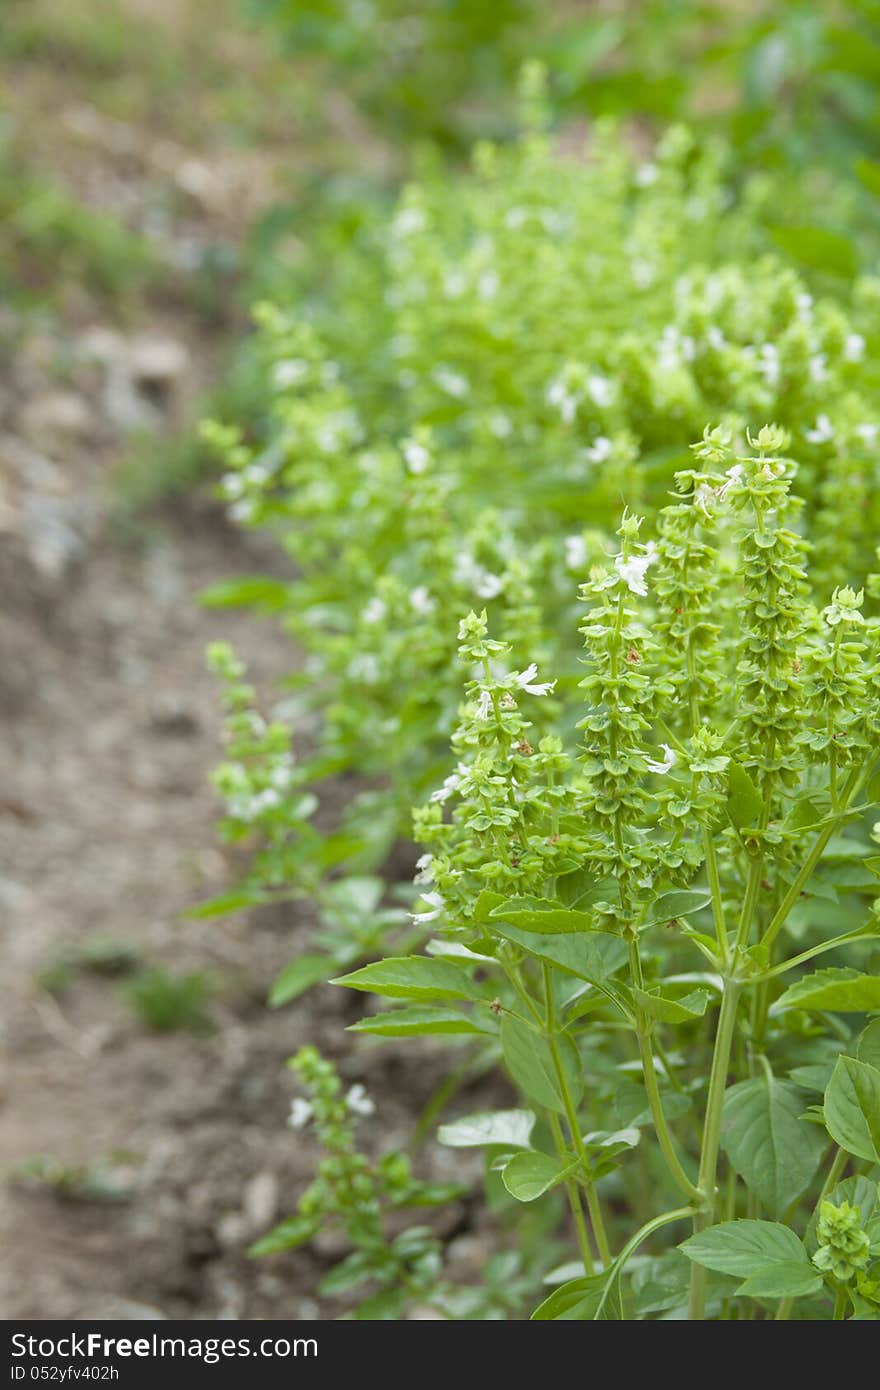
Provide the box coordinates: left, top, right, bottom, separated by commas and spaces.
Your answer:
124, 967, 212, 1034
0, 131, 156, 308
37, 934, 141, 997
248, 0, 880, 191
824, 1057, 880, 1164
325, 430, 880, 1318
813, 1200, 872, 1282
11, 1152, 138, 1204
681, 1221, 823, 1299
251, 1046, 500, 1318
248, 0, 538, 149
205, 119, 880, 998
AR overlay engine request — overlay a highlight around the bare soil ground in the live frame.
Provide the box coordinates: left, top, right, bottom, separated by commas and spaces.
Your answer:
0, 1, 489, 1321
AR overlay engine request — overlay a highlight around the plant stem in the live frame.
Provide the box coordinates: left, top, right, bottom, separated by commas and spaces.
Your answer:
735, 857, 763, 951
627, 938, 701, 1203
833, 1286, 848, 1320
687, 673, 729, 964
594, 1205, 695, 1320
761, 761, 870, 951
542, 963, 612, 1267
688, 977, 743, 1320
704, 835, 729, 963
753, 922, 877, 982
548, 1112, 595, 1276
818, 1146, 848, 1204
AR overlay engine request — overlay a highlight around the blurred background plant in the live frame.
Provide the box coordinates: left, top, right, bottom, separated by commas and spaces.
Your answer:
6, 0, 880, 515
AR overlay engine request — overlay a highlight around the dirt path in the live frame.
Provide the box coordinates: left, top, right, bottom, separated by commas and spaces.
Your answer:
0, 508, 324, 1320
0, 1, 313, 1321
0, 1, 492, 1319
0, 499, 472, 1319
0, 3, 497, 1321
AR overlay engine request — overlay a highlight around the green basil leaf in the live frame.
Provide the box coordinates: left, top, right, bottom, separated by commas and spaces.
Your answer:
721, 1075, 827, 1217
268, 954, 331, 1006
502, 1151, 569, 1201
489, 897, 595, 933
777, 967, 880, 1013
824, 1056, 880, 1162
330, 956, 482, 1003
348, 1005, 494, 1036
437, 1109, 536, 1149
501, 1015, 583, 1114
680, 1219, 819, 1298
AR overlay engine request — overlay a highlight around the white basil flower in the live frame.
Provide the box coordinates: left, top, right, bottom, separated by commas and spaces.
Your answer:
414, 853, 434, 885
547, 378, 579, 424
587, 374, 613, 408
586, 435, 613, 463
346, 1084, 375, 1118
392, 206, 426, 237
243, 463, 270, 486
805, 414, 834, 444
272, 358, 308, 390
615, 551, 652, 596
645, 744, 677, 774
221, 471, 245, 499
844, 333, 865, 363
430, 766, 465, 804
565, 534, 588, 571
476, 690, 493, 719
288, 1098, 313, 1131
809, 353, 828, 384
347, 653, 380, 684
411, 890, 445, 924
410, 585, 435, 615
515, 663, 557, 696
403, 439, 430, 473
757, 343, 780, 386
432, 365, 469, 398
474, 570, 504, 600
228, 499, 255, 524
363, 597, 387, 624
715, 463, 745, 504
695, 483, 716, 515
631, 258, 654, 289
270, 763, 295, 791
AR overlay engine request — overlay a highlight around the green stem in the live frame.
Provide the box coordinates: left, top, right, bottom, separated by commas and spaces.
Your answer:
833, 1286, 848, 1320
704, 835, 729, 963
817, 1146, 848, 1205
687, 663, 728, 964
775, 1297, 793, 1321
543, 963, 612, 1267
594, 1205, 694, 1320
753, 922, 877, 982
627, 938, 701, 1204
761, 761, 869, 952
548, 1112, 595, 1276
688, 978, 743, 1320
735, 857, 764, 952
501, 959, 545, 1028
